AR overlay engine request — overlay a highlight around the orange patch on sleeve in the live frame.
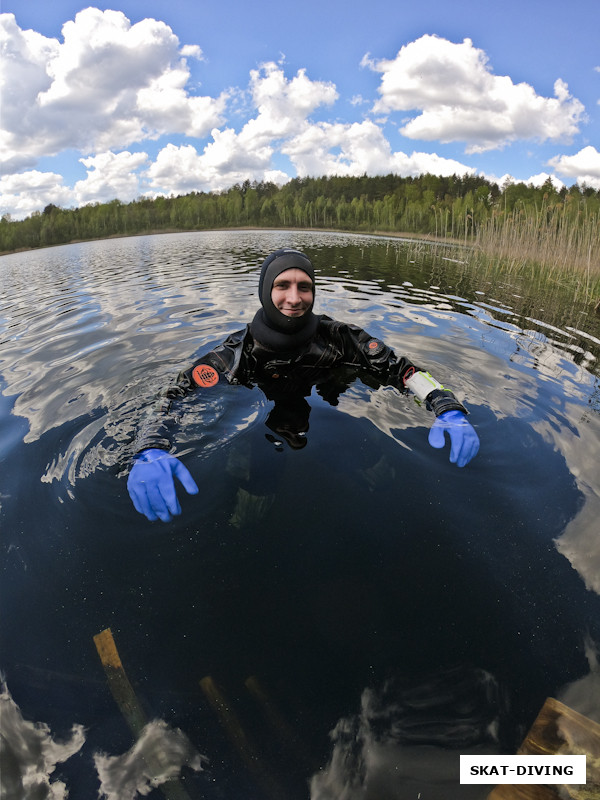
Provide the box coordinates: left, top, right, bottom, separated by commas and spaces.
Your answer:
192, 364, 219, 387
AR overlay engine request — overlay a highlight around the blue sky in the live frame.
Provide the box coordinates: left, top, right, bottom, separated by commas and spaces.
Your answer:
1, 0, 599, 219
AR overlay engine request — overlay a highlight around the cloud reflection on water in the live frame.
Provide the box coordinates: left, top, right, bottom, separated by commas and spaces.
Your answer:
2, 231, 599, 596
2, 231, 600, 797
309, 666, 500, 800
0, 679, 85, 800
2, 654, 598, 800
310, 653, 600, 800
94, 719, 207, 800
0, 680, 206, 800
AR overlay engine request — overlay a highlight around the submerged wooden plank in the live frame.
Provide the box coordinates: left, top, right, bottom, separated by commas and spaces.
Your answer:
93, 628, 193, 800
200, 675, 261, 769
93, 627, 148, 738
487, 784, 561, 799
488, 697, 600, 800
244, 674, 313, 769
200, 675, 287, 799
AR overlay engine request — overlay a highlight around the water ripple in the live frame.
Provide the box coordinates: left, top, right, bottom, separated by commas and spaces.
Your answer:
1, 231, 600, 799
0, 230, 598, 584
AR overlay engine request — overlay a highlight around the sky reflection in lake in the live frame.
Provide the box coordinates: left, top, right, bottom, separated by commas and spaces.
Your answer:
1, 230, 599, 799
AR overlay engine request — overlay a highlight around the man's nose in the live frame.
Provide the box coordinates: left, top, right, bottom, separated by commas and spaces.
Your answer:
287, 285, 300, 303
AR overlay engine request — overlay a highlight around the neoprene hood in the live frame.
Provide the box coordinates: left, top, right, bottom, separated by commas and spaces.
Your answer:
258, 249, 316, 333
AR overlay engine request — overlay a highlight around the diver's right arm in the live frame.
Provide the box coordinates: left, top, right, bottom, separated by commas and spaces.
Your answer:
127, 448, 199, 522
126, 364, 209, 522
127, 330, 247, 522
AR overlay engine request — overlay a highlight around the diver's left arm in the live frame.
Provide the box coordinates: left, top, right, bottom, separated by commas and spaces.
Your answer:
402, 368, 479, 467
335, 321, 480, 467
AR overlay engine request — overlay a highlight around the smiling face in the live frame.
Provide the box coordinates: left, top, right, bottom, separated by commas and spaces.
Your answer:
270, 268, 314, 317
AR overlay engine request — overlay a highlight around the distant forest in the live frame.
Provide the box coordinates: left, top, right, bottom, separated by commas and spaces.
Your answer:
1, 173, 599, 263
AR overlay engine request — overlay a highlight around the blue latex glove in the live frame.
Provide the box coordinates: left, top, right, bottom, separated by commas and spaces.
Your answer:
428, 410, 480, 468
127, 448, 199, 522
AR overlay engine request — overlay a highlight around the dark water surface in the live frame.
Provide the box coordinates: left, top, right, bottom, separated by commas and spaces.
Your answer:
1, 230, 599, 799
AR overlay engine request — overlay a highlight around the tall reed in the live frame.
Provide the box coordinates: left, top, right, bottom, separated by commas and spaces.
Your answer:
471, 200, 600, 302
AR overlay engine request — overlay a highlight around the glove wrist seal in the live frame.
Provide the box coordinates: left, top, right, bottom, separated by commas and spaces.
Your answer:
426, 389, 468, 417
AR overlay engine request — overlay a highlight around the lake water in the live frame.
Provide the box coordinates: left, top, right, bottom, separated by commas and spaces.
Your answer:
1, 229, 599, 800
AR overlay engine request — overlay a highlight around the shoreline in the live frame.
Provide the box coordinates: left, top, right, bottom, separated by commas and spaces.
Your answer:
0, 225, 470, 258
1, 225, 597, 307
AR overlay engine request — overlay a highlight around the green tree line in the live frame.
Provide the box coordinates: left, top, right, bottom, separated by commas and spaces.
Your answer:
1, 173, 599, 272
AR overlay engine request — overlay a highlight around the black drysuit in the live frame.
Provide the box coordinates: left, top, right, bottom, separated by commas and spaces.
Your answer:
134, 314, 467, 454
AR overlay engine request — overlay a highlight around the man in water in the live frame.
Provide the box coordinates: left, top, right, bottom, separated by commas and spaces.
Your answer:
127, 249, 480, 522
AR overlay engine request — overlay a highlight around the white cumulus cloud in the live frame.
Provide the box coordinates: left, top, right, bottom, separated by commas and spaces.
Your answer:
366, 35, 586, 153
242, 61, 338, 146
0, 170, 72, 219
0, 152, 152, 218
282, 119, 475, 178
0, 8, 226, 172
2, 15, 596, 221
74, 150, 149, 206
146, 138, 290, 195
548, 145, 600, 189
146, 62, 338, 194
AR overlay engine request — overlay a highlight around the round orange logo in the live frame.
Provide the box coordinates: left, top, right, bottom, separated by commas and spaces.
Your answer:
368, 340, 379, 349
192, 364, 219, 388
